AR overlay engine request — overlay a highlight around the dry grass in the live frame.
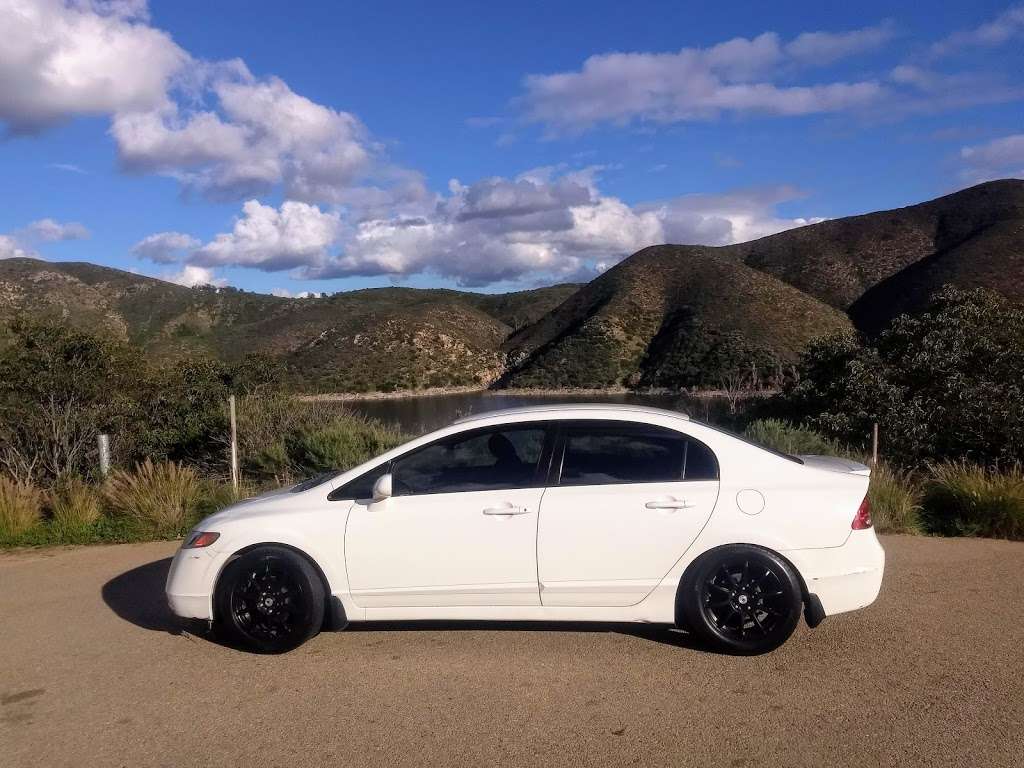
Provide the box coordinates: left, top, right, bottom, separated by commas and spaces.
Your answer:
0, 476, 44, 538
103, 459, 202, 535
868, 464, 922, 534
51, 476, 102, 529
921, 461, 1024, 540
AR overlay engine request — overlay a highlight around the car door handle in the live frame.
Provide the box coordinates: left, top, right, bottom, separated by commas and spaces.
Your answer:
645, 499, 694, 510
482, 505, 530, 516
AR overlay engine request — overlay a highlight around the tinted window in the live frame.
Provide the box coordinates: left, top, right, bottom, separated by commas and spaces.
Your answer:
391, 426, 547, 495
558, 424, 718, 485
328, 463, 390, 501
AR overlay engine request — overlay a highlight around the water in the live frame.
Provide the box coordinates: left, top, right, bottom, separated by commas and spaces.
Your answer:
344, 390, 737, 435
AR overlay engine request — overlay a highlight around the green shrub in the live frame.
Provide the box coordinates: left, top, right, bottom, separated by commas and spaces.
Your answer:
104, 459, 202, 536
743, 418, 844, 457
868, 464, 922, 534
196, 479, 252, 517
51, 476, 102, 532
0, 477, 44, 539
921, 462, 1024, 540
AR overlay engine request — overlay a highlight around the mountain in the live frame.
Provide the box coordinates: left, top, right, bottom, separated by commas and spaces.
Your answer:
4, 180, 1023, 393
0, 257, 577, 392
500, 246, 852, 389
723, 179, 1024, 331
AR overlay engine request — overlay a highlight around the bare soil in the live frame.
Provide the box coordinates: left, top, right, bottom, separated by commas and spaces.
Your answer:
1, 535, 1021, 767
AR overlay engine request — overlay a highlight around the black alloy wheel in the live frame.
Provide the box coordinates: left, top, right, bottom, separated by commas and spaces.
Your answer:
679, 545, 803, 654
215, 546, 325, 653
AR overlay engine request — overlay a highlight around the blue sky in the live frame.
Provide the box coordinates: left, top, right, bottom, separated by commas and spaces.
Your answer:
1, 1, 1022, 295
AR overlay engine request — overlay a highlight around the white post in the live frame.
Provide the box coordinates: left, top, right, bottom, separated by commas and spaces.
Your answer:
97, 433, 111, 477
871, 422, 879, 467
229, 395, 239, 492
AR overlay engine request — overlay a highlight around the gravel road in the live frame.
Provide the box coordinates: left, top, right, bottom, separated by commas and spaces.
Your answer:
2, 535, 1022, 767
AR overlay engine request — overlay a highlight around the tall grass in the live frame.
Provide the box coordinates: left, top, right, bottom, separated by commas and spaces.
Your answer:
868, 464, 922, 534
744, 418, 845, 457
921, 462, 1024, 540
0, 477, 44, 539
104, 459, 202, 536
51, 476, 102, 530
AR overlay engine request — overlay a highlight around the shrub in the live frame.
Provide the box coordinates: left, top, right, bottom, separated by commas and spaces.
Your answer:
51, 476, 102, 530
921, 462, 1024, 540
868, 464, 922, 534
743, 418, 844, 457
104, 459, 202, 536
0, 477, 43, 539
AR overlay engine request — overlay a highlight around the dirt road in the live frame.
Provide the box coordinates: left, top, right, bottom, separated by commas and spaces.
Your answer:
1, 535, 1022, 767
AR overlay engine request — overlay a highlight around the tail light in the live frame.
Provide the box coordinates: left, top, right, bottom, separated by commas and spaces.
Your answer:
851, 496, 872, 530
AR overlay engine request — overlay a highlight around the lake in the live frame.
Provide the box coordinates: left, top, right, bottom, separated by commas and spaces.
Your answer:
343, 390, 739, 435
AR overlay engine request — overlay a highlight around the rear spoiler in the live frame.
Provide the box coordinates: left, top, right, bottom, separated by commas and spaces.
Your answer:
797, 455, 871, 477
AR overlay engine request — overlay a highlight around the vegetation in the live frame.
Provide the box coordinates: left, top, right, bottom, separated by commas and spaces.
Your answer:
777, 287, 1024, 467
0, 476, 43, 539
921, 462, 1024, 540
868, 465, 922, 535
104, 459, 203, 537
743, 418, 845, 457
51, 476, 102, 533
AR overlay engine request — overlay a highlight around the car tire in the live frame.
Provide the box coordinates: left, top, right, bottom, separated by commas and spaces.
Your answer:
214, 546, 325, 654
679, 545, 803, 655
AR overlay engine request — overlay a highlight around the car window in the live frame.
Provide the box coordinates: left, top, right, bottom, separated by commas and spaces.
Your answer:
392, 426, 547, 495
328, 463, 390, 502
558, 423, 718, 485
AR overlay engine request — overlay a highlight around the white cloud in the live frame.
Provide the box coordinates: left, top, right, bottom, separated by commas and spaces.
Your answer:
0, 0, 187, 132
0, 234, 31, 259
190, 199, 342, 271
165, 264, 225, 288
270, 287, 320, 299
931, 5, 1024, 57
131, 231, 200, 263
960, 134, 1024, 182
521, 25, 892, 132
22, 218, 90, 241
46, 162, 87, 174
785, 20, 895, 64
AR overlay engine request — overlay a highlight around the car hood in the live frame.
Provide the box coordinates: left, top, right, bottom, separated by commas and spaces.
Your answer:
199, 486, 303, 527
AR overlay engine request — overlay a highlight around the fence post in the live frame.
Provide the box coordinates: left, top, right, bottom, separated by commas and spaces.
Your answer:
871, 422, 879, 467
97, 433, 111, 477
229, 395, 239, 492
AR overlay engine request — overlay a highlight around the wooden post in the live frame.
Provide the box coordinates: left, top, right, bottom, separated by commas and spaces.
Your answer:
871, 422, 879, 467
97, 434, 111, 477
229, 395, 239, 492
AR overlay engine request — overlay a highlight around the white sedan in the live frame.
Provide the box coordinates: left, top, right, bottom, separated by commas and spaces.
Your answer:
166, 404, 884, 654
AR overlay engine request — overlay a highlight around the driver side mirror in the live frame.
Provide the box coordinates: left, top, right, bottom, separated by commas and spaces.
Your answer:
372, 473, 393, 502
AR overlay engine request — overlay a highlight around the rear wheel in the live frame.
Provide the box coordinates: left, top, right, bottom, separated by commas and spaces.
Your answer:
679, 545, 803, 655
215, 546, 325, 653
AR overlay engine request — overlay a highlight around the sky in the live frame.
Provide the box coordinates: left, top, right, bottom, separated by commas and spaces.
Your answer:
1, 1, 1022, 296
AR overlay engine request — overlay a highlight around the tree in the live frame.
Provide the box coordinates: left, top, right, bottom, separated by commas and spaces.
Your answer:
776, 287, 1024, 466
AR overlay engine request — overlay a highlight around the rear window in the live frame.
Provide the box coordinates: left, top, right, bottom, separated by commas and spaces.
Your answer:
558, 422, 718, 485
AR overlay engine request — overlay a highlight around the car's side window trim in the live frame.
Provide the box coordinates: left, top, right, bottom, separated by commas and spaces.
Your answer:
550, 419, 719, 487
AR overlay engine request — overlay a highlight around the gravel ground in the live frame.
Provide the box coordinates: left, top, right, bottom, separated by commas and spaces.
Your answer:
1, 535, 1022, 767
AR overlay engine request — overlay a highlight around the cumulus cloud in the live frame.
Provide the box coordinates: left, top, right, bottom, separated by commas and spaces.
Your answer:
21, 218, 90, 241
0, 234, 31, 259
0, 0, 187, 132
960, 134, 1024, 182
190, 199, 342, 271
165, 264, 225, 288
521, 25, 893, 132
931, 5, 1024, 57
131, 231, 200, 263
270, 287, 321, 299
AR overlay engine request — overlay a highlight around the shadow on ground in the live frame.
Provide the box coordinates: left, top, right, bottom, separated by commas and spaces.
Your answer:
102, 557, 183, 635
101, 557, 706, 652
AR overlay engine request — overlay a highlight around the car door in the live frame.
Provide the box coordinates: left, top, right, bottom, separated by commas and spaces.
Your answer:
537, 420, 720, 607
343, 423, 552, 608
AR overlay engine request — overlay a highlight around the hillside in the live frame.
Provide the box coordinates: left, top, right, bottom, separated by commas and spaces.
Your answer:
723, 179, 1024, 325
500, 246, 852, 389
0, 258, 577, 392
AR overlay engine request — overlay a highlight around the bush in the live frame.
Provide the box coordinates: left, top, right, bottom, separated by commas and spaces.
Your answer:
868, 464, 922, 534
104, 459, 202, 536
743, 418, 844, 456
0, 477, 43, 539
921, 462, 1024, 540
51, 476, 102, 531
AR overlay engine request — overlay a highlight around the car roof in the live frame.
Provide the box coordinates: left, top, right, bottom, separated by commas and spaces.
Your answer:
451, 402, 690, 426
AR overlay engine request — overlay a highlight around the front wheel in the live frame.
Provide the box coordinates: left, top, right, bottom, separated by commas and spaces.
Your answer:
214, 546, 325, 653
679, 545, 803, 655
